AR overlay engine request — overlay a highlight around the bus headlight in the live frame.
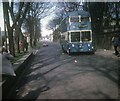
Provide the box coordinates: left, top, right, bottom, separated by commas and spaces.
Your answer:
88, 44, 90, 47
72, 44, 75, 47
79, 45, 82, 48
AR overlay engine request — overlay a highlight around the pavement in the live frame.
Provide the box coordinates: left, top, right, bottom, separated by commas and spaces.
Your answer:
13, 52, 33, 71
95, 49, 120, 59
13, 48, 39, 70
1, 49, 37, 99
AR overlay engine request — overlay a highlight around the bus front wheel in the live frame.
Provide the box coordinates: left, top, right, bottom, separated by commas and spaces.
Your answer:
67, 49, 71, 55
62, 45, 66, 53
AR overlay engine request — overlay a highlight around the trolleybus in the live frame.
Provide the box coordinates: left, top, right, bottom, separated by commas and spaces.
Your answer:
60, 10, 95, 54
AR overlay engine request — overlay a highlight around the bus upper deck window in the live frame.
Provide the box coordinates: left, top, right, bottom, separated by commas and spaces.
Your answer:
81, 17, 89, 22
70, 16, 79, 22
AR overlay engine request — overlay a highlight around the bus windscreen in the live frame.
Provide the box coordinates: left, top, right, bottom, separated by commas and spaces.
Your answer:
81, 31, 91, 42
71, 32, 80, 42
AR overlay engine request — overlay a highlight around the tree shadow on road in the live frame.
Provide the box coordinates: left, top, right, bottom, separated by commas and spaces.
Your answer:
13, 49, 120, 99
88, 55, 119, 85
14, 54, 75, 99
21, 85, 50, 99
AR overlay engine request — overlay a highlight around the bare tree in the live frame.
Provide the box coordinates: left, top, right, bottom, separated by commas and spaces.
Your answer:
9, 2, 30, 53
23, 2, 54, 47
3, 1, 15, 56
2, 1, 30, 55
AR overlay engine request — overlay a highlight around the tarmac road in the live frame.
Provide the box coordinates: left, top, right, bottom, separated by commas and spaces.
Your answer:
13, 42, 119, 99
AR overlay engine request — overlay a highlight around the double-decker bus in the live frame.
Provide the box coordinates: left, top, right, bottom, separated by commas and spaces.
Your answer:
60, 10, 95, 54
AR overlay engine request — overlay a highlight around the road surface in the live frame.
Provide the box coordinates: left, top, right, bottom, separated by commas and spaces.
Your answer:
12, 42, 120, 99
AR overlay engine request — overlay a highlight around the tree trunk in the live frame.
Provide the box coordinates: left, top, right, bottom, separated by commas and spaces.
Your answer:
8, 27, 15, 56
3, 2, 15, 56
15, 25, 20, 53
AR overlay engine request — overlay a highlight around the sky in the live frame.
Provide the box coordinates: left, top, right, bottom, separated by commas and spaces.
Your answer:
41, 7, 56, 37
0, 1, 55, 37
41, 16, 53, 37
